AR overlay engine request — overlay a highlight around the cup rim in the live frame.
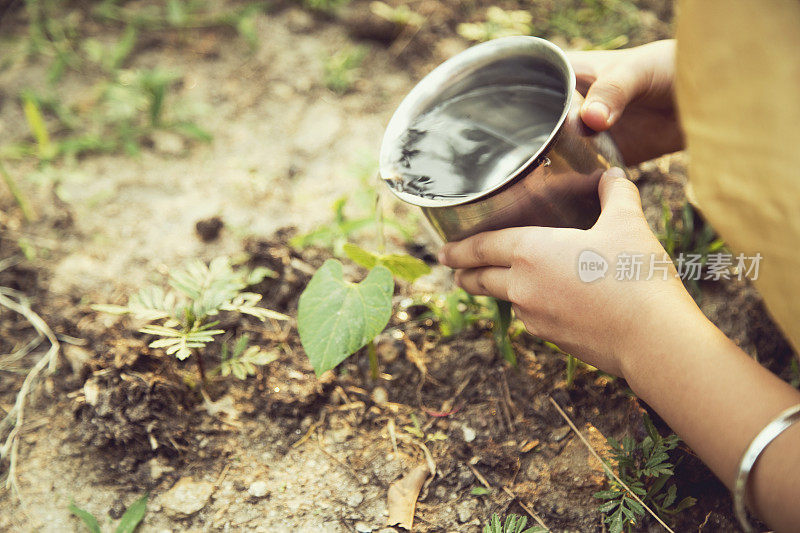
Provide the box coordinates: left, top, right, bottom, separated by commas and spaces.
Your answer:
379, 36, 576, 208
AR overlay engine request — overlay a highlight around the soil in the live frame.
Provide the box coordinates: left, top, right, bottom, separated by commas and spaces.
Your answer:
0, 1, 796, 532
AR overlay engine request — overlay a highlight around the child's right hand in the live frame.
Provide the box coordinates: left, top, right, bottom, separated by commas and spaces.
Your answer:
567, 39, 683, 165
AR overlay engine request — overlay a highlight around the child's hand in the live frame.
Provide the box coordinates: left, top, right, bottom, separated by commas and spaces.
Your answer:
568, 40, 683, 165
438, 167, 701, 378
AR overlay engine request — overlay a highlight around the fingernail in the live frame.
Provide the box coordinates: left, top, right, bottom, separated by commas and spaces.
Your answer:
584, 101, 610, 125
605, 167, 625, 179
437, 248, 447, 264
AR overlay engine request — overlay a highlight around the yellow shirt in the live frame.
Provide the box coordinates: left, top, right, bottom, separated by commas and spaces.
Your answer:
676, 0, 800, 354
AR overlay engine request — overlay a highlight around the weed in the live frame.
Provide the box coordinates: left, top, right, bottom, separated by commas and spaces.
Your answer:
401, 289, 517, 365
299, 0, 350, 15
290, 158, 418, 255
457, 7, 532, 42
403, 413, 447, 442
408, 289, 480, 338
94, 257, 287, 382
594, 414, 695, 533
323, 46, 367, 94
658, 200, 725, 297
532, 0, 639, 50
216, 334, 279, 380
658, 201, 724, 259
370, 1, 423, 28
69, 492, 148, 533
483, 513, 546, 533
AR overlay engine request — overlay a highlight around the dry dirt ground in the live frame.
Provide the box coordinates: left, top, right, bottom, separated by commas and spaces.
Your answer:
0, 1, 796, 532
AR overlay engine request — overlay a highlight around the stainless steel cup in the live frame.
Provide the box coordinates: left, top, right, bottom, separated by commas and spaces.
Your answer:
379, 36, 624, 242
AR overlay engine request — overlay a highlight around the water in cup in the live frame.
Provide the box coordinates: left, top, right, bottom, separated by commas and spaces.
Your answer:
384, 84, 565, 200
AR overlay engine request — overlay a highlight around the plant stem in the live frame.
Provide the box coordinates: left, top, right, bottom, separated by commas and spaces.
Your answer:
367, 339, 378, 380
565, 354, 577, 387
374, 178, 386, 254
195, 350, 206, 383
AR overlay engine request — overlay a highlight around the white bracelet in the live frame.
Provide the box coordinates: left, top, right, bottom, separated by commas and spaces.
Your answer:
734, 403, 800, 532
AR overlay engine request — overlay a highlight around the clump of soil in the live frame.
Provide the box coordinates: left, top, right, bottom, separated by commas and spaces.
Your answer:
195, 216, 224, 242
75, 340, 195, 465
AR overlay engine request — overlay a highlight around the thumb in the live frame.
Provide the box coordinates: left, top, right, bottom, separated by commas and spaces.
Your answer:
580, 67, 645, 131
595, 167, 644, 225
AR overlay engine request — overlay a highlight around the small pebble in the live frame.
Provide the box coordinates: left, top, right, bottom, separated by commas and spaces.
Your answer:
461, 425, 476, 443
371, 387, 388, 405
248, 481, 269, 499
347, 492, 364, 508
354, 522, 372, 532
551, 425, 571, 442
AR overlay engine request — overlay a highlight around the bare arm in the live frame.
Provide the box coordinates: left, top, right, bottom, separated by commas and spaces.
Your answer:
438, 169, 800, 531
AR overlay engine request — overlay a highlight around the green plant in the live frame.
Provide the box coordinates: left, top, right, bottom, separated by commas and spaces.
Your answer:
403, 413, 447, 442
403, 289, 517, 365
323, 46, 367, 94
69, 492, 148, 533
594, 415, 695, 533
370, 1, 423, 28
658, 200, 725, 298
343, 243, 430, 282
298, 258, 393, 377
658, 201, 725, 259
299, 0, 350, 14
483, 513, 546, 533
457, 7, 532, 42
94, 257, 287, 381
533, 0, 638, 50
216, 334, 279, 380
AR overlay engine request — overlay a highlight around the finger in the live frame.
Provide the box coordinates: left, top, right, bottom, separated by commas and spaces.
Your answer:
580, 65, 648, 131
565, 51, 599, 95
437, 228, 524, 269
454, 267, 510, 300
594, 167, 645, 225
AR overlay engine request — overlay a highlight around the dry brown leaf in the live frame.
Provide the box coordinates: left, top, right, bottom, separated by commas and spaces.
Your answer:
387, 464, 431, 529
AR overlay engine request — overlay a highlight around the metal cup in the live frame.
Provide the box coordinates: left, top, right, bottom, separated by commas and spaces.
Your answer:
379, 36, 624, 242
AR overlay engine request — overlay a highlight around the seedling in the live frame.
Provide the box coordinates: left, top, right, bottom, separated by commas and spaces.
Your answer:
403, 413, 447, 442
404, 289, 518, 365
343, 243, 430, 282
542, 340, 580, 387
594, 415, 695, 533
370, 2, 423, 28
298, 259, 393, 377
94, 257, 287, 382
533, 0, 637, 50
457, 7, 533, 42
658, 200, 725, 297
323, 46, 367, 94
298, 245, 430, 377
483, 513, 547, 533
216, 334, 279, 380
300, 0, 351, 14
658, 201, 724, 260
69, 492, 148, 533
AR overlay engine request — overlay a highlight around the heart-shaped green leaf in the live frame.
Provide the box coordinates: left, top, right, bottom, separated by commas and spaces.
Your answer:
343, 243, 431, 282
298, 259, 394, 376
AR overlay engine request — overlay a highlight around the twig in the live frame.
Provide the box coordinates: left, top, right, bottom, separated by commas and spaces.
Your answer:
548, 396, 675, 533
501, 486, 549, 531
467, 461, 549, 531
466, 461, 492, 490
0, 287, 60, 496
